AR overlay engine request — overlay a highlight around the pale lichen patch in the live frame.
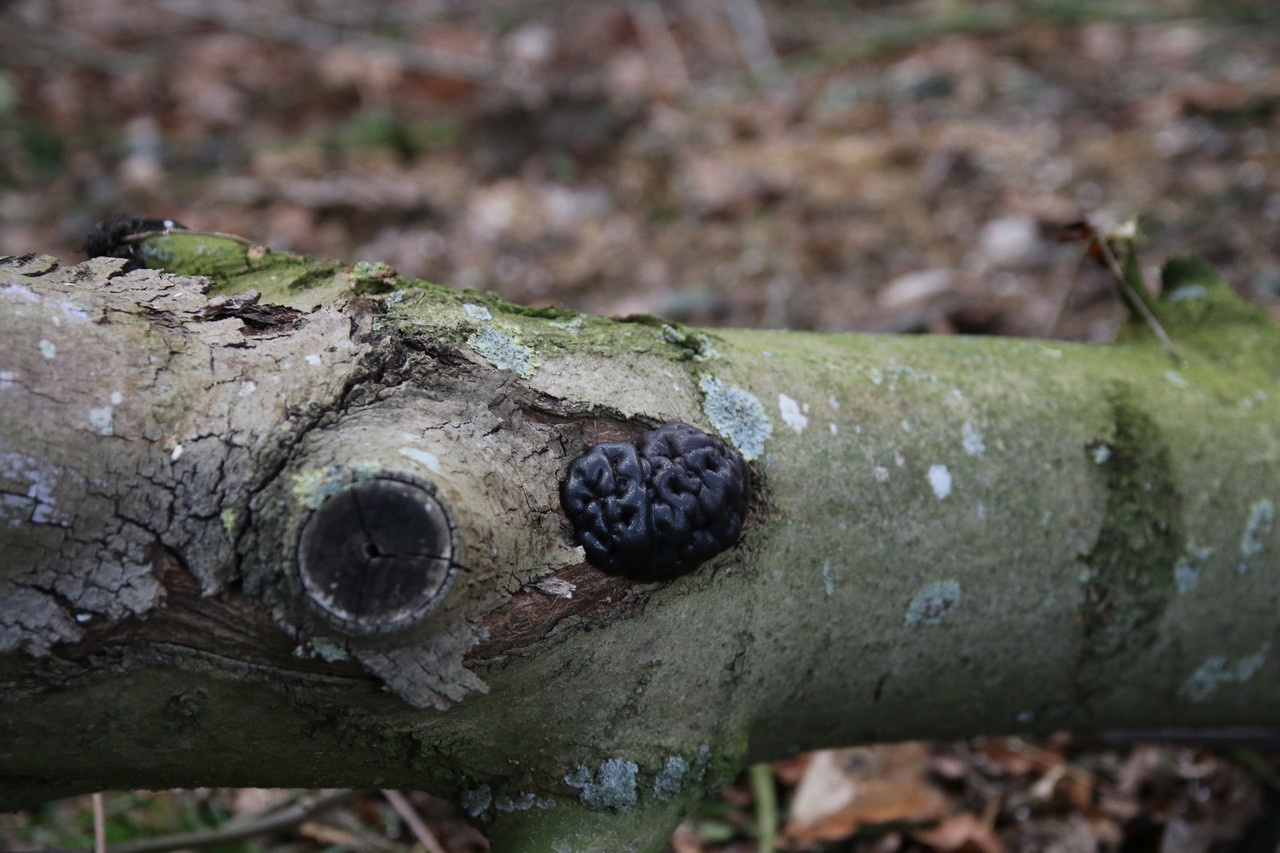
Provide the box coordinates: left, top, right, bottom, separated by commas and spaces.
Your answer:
460, 786, 492, 818
661, 324, 720, 361
550, 314, 585, 333
349, 260, 398, 291
1178, 643, 1269, 702
928, 464, 952, 499
1, 452, 62, 527
55, 297, 90, 323
904, 580, 961, 627
458, 786, 552, 821
653, 756, 689, 802
2, 282, 41, 303
468, 326, 540, 379
565, 758, 639, 812
295, 637, 349, 662
699, 376, 772, 461
88, 406, 113, 436
778, 393, 808, 434
961, 422, 985, 456
1174, 557, 1199, 593
220, 507, 239, 537
398, 446, 442, 473
38, 339, 56, 359
1240, 499, 1274, 559
291, 464, 383, 510
463, 303, 493, 320
494, 792, 556, 812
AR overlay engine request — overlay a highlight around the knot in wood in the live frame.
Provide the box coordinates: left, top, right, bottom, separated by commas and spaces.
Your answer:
560, 422, 750, 582
296, 477, 455, 635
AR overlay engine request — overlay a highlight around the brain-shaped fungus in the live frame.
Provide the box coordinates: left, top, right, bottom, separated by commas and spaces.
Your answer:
560, 422, 750, 581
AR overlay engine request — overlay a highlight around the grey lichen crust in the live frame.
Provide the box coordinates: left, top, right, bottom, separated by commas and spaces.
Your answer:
698, 375, 772, 461
1, 258, 199, 654
564, 758, 640, 811
0, 254, 370, 659
468, 326, 540, 378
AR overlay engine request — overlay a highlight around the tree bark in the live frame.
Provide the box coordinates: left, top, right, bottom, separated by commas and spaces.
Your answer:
3, 237, 1279, 851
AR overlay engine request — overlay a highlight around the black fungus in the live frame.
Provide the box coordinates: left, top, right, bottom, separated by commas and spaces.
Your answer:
560, 422, 750, 581
85, 216, 187, 271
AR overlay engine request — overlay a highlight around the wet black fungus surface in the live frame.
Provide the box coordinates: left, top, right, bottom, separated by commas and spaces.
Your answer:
560, 422, 750, 582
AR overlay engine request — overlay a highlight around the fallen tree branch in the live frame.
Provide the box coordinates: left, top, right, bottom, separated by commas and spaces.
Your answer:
3, 234, 1279, 851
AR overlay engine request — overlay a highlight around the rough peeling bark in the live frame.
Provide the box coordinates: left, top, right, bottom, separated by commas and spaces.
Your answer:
2, 242, 1280, 852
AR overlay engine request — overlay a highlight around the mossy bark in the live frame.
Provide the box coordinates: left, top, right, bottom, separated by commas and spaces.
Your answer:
2, 241, 1279, 852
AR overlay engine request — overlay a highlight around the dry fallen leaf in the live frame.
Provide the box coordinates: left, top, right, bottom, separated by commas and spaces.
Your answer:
781, 743, 950, 846
912, 813, 1003, 853
974, 737, 1064, 777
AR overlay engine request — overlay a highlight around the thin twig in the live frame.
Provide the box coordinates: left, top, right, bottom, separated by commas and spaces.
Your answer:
749, 762, 777, 853
91, 793, 106, 853
121, 228, 256, 247
382, 790, 448, 853
43, 789, 360, 853
1090, 228, 1184, 366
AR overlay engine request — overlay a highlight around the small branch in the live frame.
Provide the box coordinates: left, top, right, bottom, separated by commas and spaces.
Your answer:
44, 790, 360, 853
91, 793, 106, 853
749, 763, 777, 853
1089, 227, 1184, 366
381, 790, 448, 853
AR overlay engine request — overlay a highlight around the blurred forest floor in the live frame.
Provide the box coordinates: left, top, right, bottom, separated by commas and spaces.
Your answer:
3, 1, 1280, 851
